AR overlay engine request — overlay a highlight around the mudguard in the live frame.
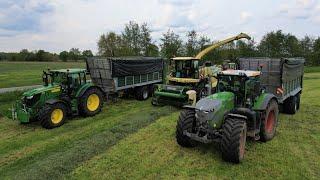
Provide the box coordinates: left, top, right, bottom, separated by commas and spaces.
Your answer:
75, 83, 101, 98
253, 93, 278, 111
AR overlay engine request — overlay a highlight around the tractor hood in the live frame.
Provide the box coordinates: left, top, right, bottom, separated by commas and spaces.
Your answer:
196, 97, 222, 112
195, 92, 234, 129
22, 84, 61, 97
196, 92, 234, 111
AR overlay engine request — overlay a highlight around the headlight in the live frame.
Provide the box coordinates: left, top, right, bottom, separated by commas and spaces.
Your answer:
26, 96, 33, 99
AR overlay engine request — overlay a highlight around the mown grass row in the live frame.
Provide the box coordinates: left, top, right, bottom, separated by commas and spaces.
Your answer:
0, 99, 177, 179
71, 72, 320, 179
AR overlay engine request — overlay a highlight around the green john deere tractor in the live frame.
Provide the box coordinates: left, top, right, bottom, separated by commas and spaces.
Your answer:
176, 69, 279, 163
12, 69, 104, 129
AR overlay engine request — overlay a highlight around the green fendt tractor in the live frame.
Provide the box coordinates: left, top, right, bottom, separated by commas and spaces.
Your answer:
12, 69, 104, 129
176, 70, 279, 163
176, 57, 304, 163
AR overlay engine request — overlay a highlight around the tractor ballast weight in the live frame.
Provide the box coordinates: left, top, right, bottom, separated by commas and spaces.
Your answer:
152, 33, 251, 106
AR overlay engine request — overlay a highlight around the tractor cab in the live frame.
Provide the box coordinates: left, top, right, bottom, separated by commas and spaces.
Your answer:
170, 57, 200, 80
43, 69, 88, 93
217, 70, 261, 107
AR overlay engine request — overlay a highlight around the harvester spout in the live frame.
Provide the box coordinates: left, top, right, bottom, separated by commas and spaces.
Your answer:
195, 33, 251, 59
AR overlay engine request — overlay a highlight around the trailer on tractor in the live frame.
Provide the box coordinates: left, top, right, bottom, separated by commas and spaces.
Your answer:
176, 57, 304, 163
12, 57, 164, 129
152, 33, 251, 106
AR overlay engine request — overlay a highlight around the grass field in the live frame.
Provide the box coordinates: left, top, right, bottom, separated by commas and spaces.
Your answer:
0, 61, 85, 88
0, 64, 319, 179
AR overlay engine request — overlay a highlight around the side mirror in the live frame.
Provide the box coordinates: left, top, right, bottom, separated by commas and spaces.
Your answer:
42, 72, 48, 86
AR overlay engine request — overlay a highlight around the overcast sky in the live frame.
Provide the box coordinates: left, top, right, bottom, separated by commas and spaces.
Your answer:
0, 0, 319, 53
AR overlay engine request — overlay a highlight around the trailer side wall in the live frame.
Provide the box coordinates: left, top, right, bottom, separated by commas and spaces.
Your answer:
86, 57, 164, 94
239, 57, 304, 103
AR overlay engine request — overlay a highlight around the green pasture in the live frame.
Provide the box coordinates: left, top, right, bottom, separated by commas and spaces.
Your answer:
0, 61, 85, 88
0, 64, 319, 179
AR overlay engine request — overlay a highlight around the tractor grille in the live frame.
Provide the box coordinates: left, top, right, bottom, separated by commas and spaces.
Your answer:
24, 94, 40, 107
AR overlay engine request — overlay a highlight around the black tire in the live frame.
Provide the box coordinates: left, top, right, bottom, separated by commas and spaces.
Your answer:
296, 93, 301, 110
260, 99, 279, 142
176, 109, 198, 147
149, 84, 157, 97
283, 96, 297, 114
221, 118, 247, 163
39, 103, 67, 129
135, 86, 149, 101
79, 87, 104, 117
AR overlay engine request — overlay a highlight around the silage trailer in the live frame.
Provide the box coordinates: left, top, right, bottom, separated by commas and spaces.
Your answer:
86, 57, 164, 101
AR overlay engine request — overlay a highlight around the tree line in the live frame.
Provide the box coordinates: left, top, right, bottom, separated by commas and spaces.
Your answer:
0, 48, 93, 62
98, 21, 320, 66
1, 21, 319, 65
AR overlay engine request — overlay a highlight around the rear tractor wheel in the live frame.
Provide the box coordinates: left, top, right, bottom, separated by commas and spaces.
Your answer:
221, 118, 247, 163
260, 99, 279, 142
79, 87, 104, 117
39, 103, 67, 129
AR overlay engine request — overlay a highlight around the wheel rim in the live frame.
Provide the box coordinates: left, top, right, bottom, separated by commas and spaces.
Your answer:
266, 110, 275, 133
143, 90, 148, 99
239, 128, 246, 159
51, 109, 63, 124
87, 94, 100, 111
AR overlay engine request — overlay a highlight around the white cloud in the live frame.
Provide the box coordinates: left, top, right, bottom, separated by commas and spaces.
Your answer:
1, 0, 320, 53
239, 11, 252, 24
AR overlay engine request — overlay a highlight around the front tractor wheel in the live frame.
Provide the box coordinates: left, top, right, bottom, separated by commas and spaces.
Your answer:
39, 103, 67, 129
176, 109, 198, 147
221, 118, 247, 163
79, 88, 104, 117
260, 99, 279, 142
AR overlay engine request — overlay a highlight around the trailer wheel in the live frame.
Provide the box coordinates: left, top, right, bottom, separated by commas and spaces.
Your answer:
79, 87, 103, 117
296, 93, 301, 110
135, 86, 149, 100
221, 118, 247, 163
176, 109, 198, 147
283, 96, 297, 114
40, 103, 67, 129
260, 99, 279, 142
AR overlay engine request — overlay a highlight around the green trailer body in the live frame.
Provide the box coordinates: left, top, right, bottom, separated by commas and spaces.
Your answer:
239, 57, 304, 104
86, 57, 164, 100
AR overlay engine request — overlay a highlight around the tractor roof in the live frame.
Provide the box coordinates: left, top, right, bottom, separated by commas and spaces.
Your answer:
171, 57, 199, 61
50, 68, 86, 74
220, 70, 261, 77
